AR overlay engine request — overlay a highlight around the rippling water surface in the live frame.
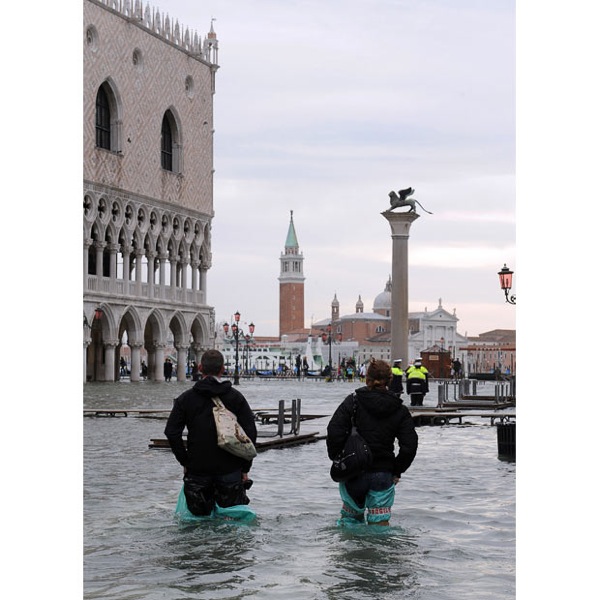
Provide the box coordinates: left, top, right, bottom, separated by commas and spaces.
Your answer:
84, 379, 515, 599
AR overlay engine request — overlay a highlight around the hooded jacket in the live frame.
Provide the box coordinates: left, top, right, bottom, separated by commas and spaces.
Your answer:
326, 386, 418, 478
164, 376, 258, 475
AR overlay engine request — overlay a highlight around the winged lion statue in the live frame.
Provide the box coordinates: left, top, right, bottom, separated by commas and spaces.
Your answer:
387, 187, 433, 214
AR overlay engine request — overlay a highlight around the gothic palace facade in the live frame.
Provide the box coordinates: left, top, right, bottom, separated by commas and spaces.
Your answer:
83, 0, 218, 381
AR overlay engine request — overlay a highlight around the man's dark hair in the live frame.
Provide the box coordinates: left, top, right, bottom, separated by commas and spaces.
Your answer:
200, 349, 225, 376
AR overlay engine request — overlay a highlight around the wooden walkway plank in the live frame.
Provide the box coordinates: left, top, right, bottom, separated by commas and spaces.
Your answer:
148, 431, 325, 452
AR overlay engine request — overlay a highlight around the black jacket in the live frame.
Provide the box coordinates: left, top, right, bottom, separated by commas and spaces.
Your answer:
164, 376, 258, 475
389, 373, 404, 395
326, 386, 418, 478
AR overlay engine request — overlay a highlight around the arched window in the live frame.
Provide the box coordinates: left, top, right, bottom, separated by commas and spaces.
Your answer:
96, 86, 111, 149
160, 109, 181, 173
95, 81, 121, 152
161, 114, 173, 170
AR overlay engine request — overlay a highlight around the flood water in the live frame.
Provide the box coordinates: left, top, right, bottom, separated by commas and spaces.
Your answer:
83, 378, 515, 599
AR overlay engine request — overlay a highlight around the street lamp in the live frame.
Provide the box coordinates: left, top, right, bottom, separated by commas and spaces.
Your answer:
84, 307, 104, 329
223, 311, 255, 385
321, 324, 333, 381
498, 264, 516, 305
243, 334, 252, 374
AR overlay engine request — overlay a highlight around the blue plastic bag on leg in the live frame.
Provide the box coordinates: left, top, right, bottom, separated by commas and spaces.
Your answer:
174, 485, 256, 524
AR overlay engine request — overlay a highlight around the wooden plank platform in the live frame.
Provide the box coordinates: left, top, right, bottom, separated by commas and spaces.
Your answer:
409, 408, 515, 426
439, 401, 515, 410
253, 411, 327, 424
148, 431, 324, 452
84, 409, 171, 418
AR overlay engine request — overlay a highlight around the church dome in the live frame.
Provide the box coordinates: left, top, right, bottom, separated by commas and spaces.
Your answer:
373, 277, 392, 312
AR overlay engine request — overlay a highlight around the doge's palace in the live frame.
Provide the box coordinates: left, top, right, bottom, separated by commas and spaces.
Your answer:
83, 0, 219, 382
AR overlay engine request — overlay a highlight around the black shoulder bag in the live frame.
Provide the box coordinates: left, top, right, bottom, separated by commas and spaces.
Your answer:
330, 394, 373, 482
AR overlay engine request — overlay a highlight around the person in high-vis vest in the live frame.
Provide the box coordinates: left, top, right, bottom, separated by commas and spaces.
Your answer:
389, 359, 404, 398
406, 358, 429, 407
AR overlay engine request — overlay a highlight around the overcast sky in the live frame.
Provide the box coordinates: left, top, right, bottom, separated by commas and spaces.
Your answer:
147, 0, 516, 337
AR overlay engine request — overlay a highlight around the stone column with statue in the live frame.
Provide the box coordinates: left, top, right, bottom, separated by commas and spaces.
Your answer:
381, 187, 432, 366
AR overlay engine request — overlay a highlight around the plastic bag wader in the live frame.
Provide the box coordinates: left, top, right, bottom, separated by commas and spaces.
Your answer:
176, 475, 256, 524
338, 481, 395, 526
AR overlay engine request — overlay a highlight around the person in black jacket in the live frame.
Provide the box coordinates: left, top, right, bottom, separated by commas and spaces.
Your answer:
389, 358, 404, 397
326, 359, 418, 526
164, 349, 258, 516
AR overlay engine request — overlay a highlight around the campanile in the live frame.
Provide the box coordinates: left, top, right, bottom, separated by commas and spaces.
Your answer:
278, 211, 305, 337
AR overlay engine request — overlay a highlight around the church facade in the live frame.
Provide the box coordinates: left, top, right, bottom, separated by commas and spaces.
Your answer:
315, 281, 470, 368
83, 0, 219, 381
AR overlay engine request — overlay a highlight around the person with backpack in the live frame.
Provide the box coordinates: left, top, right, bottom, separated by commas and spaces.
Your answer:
326, 359, 418, 526
164, 349, 257, 517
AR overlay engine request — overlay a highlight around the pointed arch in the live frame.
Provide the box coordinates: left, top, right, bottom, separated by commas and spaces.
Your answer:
119, 305, 144, 345
95, 78, 122, 152
161, 107, 182, 173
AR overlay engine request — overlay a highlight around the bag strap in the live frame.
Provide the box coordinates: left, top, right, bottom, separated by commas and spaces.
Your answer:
351, 393, 358, 427
212, 396, 223, 408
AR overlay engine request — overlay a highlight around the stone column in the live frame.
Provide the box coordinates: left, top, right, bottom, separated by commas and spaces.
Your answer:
84, 238, 92, 284
199, 268, 207, 303
134, 247, 144, 296
169, 255, 178, 299
108, 243, 119, 280
130, 342, 143, 382
104, 341, 118, 382
158, 253, 168, 300
381, 210, 420, 366
175, 343, 189, 381
191, 258, 199, 291
95, 241, 106, 277
154, 343, 166, 381
122, 244, 131, 295
146, 251, 156, 300
180, 256, 189, 297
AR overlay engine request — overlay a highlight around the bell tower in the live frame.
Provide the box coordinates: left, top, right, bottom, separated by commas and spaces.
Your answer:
279, 211, 305, 337
331, 293, 340, 323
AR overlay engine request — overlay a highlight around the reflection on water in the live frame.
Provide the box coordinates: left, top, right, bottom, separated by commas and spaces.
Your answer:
84, 380, 515, 599
324, 526, 421, 599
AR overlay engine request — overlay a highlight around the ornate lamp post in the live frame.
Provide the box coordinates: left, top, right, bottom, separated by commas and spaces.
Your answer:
498, 264, 516, 305
321, 324, 334, 381
223, 311, 255, 385
84, 307, 104, 329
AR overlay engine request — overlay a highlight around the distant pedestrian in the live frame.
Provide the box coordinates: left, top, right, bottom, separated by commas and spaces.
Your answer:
406, 358, 429, 406
119, 356, 127, 377
346, 365, 354, 382
389, 359, 404, 397
191, 361, 199, 381
452, 358, 462, 380
164, 358, 173, 382
326, 359, 418, 526
141, 361, 148, 379
359, 363, 367, 381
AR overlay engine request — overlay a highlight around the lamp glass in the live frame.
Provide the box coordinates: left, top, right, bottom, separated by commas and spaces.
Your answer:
498, 265, 513, 291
